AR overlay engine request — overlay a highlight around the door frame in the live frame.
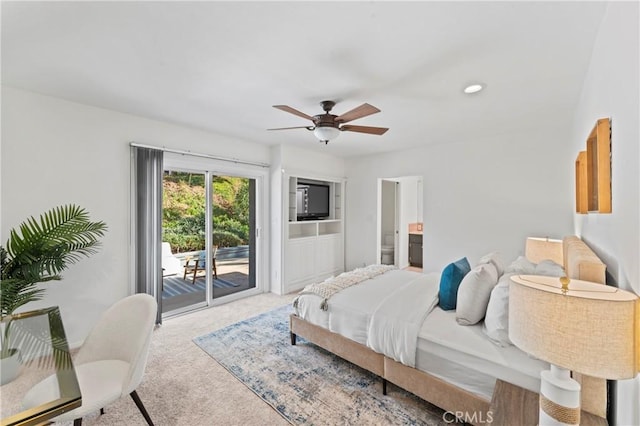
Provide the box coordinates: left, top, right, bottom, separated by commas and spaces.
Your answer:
377, 175, 423, 269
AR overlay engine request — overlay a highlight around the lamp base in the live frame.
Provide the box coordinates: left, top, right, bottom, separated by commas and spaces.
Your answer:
539, 365, 581, 426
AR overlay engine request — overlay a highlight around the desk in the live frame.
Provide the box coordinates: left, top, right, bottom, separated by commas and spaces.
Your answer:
1, 307, 81, 426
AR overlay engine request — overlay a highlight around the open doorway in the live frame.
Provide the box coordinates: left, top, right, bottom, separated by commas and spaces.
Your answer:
377, 176, 423, 270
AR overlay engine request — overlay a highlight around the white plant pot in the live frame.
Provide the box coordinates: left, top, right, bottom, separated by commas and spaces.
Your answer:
0, 349, 21, 385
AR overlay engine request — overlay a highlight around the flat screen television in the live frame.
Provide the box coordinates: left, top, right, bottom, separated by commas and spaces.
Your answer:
296, 183, 330, 220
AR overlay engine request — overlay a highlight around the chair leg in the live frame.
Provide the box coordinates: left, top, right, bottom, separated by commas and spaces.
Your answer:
130, 390, 154, 426
192, 259, 200, 285
73, 419, 82, 426
213, 258, 217, 279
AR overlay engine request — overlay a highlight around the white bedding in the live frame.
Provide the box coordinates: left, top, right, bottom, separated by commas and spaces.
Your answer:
293, 267, 549, 399
416, 307, 548, 399
294, 269, 424, 345
366, 272, 440, 367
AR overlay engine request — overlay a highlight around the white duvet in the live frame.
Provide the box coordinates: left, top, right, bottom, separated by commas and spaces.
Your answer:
367, 272, 440, 367
293, 269, 441, 368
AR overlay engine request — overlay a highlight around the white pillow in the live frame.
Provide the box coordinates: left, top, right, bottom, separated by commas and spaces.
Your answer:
534, 259, 565, 277
483, 273, 515, 347
456, 263, 499, 326
504, 256, 536, 275
477, 252, 505, 276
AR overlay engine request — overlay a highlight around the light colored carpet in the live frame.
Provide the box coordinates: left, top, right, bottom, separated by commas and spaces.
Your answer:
91, 292, 297, 426
3, 292, 296, 426
194, 304, 448, 425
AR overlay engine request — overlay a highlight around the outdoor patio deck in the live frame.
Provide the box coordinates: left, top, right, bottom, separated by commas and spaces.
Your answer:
162, 258, 251, 313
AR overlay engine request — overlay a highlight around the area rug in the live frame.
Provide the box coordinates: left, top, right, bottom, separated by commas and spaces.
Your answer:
193, 304, 448, 425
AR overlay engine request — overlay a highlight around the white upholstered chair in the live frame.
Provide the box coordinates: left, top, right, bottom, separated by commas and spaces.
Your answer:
22, 294, 157, 426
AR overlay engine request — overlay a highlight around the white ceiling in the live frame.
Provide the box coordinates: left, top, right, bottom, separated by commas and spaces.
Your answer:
1, 1, 607, 158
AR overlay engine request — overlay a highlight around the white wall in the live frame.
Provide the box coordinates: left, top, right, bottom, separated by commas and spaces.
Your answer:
280, 144, 345, 180
399, 178, 419, 225
345, 127, 574, 272
570, 2, 640, 424
1, 86, 271, 347
269, 146, 284, 293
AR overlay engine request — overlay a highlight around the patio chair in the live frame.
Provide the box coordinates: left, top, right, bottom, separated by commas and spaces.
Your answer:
161, 242, 182, 277
183, 245, 218, 284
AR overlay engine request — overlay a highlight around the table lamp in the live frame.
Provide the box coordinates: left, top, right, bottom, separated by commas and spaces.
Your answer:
509, 274, 639, 425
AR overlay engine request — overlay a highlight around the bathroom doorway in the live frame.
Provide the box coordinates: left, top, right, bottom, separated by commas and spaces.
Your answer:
377, 176, 423, 270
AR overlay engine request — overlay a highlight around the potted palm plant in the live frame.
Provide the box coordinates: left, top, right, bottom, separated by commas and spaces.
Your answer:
0, 204, 107, 384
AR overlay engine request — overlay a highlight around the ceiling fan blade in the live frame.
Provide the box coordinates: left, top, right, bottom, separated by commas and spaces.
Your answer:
340, 125, 389, 135
267, 126, 313, 131
273, 105, 314, 121
335, 103, 380, 123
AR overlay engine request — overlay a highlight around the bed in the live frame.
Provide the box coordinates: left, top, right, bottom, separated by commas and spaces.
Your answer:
289, 236, 608, 424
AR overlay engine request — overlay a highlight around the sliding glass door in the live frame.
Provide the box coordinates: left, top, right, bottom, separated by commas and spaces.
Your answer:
160, 156, 263, 317
210, 175, 256, 299
161, 170, 209, 314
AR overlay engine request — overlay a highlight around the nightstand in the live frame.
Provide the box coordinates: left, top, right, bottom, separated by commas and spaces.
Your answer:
489, 380, 608, 426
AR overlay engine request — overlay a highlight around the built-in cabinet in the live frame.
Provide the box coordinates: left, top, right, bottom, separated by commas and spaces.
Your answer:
282, 176, 345, 294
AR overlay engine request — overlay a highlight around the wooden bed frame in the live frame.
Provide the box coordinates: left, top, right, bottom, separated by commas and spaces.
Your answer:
289, 236, 608, 425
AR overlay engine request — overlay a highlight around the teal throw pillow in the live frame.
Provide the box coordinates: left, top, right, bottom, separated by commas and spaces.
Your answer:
439, 257, 471, 311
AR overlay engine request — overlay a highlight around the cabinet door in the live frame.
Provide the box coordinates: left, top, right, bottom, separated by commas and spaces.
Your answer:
409, 235, 423, 267
316, 235, 344, 276
285, 238, 316, 289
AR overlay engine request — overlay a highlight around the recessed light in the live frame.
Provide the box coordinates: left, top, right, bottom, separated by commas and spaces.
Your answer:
463, 83, 484, 94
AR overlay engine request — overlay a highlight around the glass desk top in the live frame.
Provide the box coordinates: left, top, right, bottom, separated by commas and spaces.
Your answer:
1, 307, 81, 426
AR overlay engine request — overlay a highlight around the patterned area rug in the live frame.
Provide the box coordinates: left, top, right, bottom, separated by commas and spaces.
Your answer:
193, 305, 448, 425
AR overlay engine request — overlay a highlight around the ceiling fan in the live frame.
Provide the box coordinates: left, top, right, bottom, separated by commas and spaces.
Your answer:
268, 100, 389, 144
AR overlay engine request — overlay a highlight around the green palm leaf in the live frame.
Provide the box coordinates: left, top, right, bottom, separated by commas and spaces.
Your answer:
2, 205, 106, 283
0, 204, 107, 354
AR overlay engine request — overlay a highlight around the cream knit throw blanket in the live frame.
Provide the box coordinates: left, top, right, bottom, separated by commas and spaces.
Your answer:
293, 264, 396, 311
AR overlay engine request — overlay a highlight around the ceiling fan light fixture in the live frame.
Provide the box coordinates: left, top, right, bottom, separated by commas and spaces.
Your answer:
313, 126, 340, 143
271, 101, 388, 144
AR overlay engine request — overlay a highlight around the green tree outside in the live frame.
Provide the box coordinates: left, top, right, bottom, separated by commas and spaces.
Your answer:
162, 172, 250, 252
